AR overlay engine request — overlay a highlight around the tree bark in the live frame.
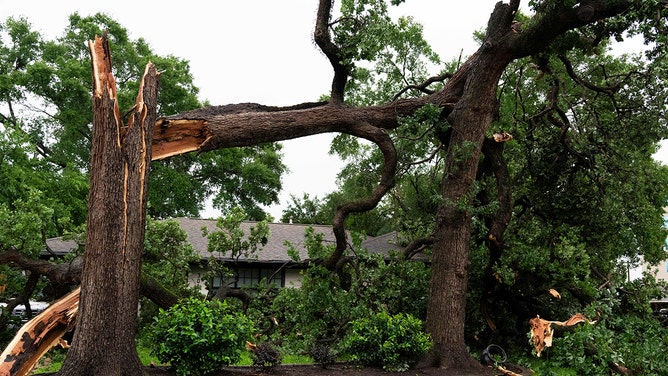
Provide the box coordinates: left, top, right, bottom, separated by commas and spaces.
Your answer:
57, 34, 159, 376
423, 15, 516, 370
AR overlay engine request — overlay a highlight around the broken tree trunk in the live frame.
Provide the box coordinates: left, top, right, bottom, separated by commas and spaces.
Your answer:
0, 287, 79, 376
56, 33, 159, 376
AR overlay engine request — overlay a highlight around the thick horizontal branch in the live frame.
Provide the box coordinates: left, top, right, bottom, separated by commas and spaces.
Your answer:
151, 97, 458, 161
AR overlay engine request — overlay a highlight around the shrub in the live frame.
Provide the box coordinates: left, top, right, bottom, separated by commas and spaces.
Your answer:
343, 311, 431, 371
309, 343, 336, 368
150, 297, 255, 376
250, 341, 283, 372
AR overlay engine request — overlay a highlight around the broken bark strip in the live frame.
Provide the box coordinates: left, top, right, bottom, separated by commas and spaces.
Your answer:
0, 287, 79, 376
529, 313, 594, 357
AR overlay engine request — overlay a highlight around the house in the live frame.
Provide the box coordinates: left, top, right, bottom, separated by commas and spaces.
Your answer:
45, 217, 408, 294
636, 210, 668, 310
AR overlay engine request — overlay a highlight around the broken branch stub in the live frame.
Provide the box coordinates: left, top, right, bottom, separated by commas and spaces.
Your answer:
529, 313, 594, 357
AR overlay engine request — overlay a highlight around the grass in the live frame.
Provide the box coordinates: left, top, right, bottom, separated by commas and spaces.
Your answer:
31, 346, 313, 374
30, 348, 67, 374
515, 357, 579, 376
282, 354, 313, 364
32, 346, 573, 375
217, 350, 312, 366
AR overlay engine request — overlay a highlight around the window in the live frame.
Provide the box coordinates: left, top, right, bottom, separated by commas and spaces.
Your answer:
214, 266, 284, 289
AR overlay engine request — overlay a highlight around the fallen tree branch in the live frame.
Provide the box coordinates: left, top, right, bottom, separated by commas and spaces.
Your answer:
529, 313, 594, 357
0, 248, 179, 310
0, 287, 79, 376
529, 314, 637, 375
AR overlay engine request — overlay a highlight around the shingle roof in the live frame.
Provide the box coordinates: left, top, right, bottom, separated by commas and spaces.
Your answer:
45, 237, 79, 257
44, 218, 407, 263
176, 217, 337, 263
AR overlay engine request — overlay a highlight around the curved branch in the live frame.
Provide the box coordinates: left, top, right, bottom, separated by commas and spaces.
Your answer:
506, 1, 634, 58
314, 0, 349, 104
558, 55, 619, 94
392, 72, 453, 101
478, 137, 513, 332
481, 138, 513, 253
1, 272, 39, 324
402, 237, 434, 260
324, 123, 397, 271
0, 249, 180, 310
153, 95, 462, 161
0, 249, 82, 286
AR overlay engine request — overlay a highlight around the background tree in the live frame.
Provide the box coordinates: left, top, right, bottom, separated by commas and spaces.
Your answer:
0, 12, 287, 343
280, 193, 329, 225
0, 13, 286, 221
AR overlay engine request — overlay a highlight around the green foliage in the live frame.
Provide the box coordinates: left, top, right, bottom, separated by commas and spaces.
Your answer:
463, 43, 668, 351
271, 264, 358, 353
201, 207, 270, 293
150, 297, 255, 376
250, 341, 283, 372
269, 232, 429, 358
342, 311, 431, 371
518, 277, 668, 376
203, 207, 269, 260
143, 217, 201, 294
309, 343, 337, 368
335, 1, 441, 106
535, 313, 668, 376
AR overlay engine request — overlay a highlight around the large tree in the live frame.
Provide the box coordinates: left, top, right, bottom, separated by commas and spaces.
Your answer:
0, 13, 286, 222
147, 0, 666, 370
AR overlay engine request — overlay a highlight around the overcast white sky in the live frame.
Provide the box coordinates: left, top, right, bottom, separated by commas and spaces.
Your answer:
0, 1, 662, 219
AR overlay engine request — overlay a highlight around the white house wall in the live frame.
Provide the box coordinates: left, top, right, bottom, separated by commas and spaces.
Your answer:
186, 265, 305, 295
284, 269, 303, 288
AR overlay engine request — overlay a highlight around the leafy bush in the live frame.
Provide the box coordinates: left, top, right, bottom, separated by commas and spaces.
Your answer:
309, 343, 336, 368
150, 297, 255, 376
250, 341, 283, 372
270, 265, 362, 354
268, 250, 429, 356
343, 311, 431, 371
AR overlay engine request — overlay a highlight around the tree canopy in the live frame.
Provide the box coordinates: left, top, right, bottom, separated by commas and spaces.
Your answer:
0, 13, 287, 222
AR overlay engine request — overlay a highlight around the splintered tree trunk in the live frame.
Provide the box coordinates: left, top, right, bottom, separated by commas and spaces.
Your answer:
57, 34, 159, 376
